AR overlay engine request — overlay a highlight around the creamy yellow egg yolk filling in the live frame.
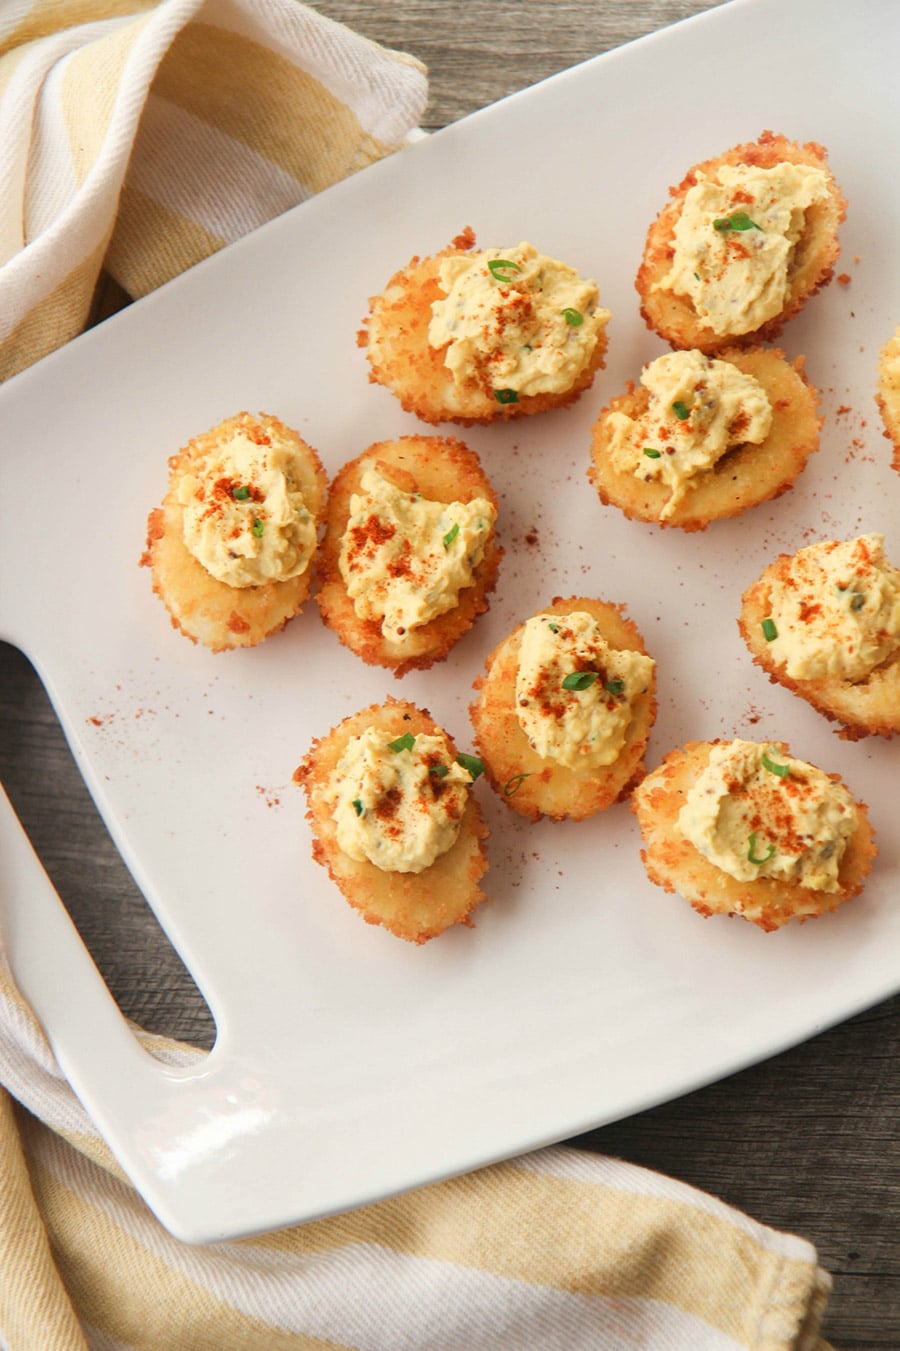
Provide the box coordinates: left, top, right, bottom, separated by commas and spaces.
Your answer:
606, 349, 772, 517
678, 740, 857, 892
761, 534, 900, 682
428, 242, 610, 400
514, 612, 655, 770
178, 428, 316, 587
338, 469, 496, 643
331, 727, 477, 873
656, 161, 831, 336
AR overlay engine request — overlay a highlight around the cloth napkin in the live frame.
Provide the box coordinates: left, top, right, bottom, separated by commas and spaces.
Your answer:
0, 3, 834, 1347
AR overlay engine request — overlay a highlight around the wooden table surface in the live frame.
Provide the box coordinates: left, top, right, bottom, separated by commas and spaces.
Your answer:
1, 2, 897, 1345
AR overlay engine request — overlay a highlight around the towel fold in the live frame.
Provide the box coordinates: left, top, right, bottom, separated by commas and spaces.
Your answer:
0, 4, 834, 1347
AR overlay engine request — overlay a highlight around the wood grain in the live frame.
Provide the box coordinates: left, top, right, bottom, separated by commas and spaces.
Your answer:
2, 5, 897, 1345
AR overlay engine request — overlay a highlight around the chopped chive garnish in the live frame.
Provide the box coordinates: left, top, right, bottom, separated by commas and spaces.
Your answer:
504, 773, 531, 797
747, 832, 776, 865
232, 485, 251, 500
352, 798, 364, 816
494, 388, 519, 404
761, 617, 778, 642
643, 447, 662, 459
456, 752, 484, 781
562, 671, 599, 691
606, 678, 626, 697
672, 400, 691, 421
388, 732, 416, 753
251, 518, 264, 538
761, 751, 790, 778
488, 258, 522, 282
429, 763, 449, 778
442, 522, 460, 549
561, 307, 584, 327
546, 621, 560, 633
713, 210, 762, 232
850, 592, 866, 611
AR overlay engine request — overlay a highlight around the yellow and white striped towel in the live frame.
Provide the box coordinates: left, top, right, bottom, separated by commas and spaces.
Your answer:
0, 0, 427, 381
0, 4, 834, 1347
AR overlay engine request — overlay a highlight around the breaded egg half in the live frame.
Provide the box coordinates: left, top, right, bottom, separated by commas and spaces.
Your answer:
876, 323, 900, 472
359, 228, 610, 424
316, 434, 502, 677
637, 131, 846, 353
470, 596, 657, 821
588, 346, 821, 531
295, 697, 489, 944
632, 739, 876, 931
142, 411, 327, 652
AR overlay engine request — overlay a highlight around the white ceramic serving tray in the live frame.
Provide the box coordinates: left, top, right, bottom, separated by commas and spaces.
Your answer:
1, 0, 898, 1243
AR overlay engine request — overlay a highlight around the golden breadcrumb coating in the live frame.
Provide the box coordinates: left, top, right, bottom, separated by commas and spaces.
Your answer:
470, 596, 657, 821
141, 412, 327, 652
631, 739, 876, 931
876, 323, 900, 471
637, 131, 846, 353
739, 550, 900, 740
358, 227, 609, 425
588, 346, 821, 531
316, 434, 502, 677
295, 697, 489, 943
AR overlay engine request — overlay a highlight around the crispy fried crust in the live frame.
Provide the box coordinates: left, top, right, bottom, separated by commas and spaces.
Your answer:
876, 324, 900, 472
739, 554, 900, 740
631, 739, 876, 931
294, 697, 489, 943
587, 346, 821, 531
358, 227, 609, 425
141, 412, 327, 652
469, 596, 657, 821
637, 131, 846, 353
316, 434, 502, 677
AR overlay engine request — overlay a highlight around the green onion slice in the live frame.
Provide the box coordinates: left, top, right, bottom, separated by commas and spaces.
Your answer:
643, 447, 662, 459
388, 732, 416, 753
850, 592, 866, 611
562, 671, 599, 691
761, 751, 790, 778
456, 752, 484, 781
232, 485, 251, 500
672, 400, 691, 421
504, 773, 531, 797
352, 798, 364, 817
761, 617, 778, 642
606, 678, 626, 697
251, 518, 264, 538
429, 763, 449, 779
561, 307, 584, 327
442, 522, 460, 549
488, 258, 522, 282
713, 210, 762, 232
494, 388, 519, 404
747, 832, 776, 865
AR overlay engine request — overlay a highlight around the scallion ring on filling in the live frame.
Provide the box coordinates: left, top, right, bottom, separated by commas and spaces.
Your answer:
251, 518, 264, 538
488, 258, 522, 282
456, 752, 484, 781
643, 447, 662, 459
494, 388, 519, 404
713, 210, 762, 233
761, 617, 778, 642
442, 522, 460, 549
232, 485, 251, 500
561, 307, 584, 327
387, 732, 416, 753
605, 678, 625, 697
747, 832, 776, 865
671, 400, 691, 421
562, 671, 599, 691
352, 799, 364, 817
761, 751, 790, 778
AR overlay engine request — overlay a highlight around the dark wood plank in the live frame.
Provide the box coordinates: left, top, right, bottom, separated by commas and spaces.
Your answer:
2, 4, 897, 1345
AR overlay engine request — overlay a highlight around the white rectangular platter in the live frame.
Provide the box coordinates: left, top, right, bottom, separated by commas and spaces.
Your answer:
1, 0, 898, 1243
